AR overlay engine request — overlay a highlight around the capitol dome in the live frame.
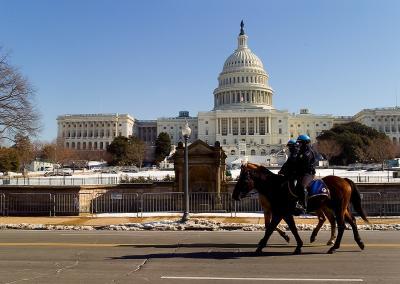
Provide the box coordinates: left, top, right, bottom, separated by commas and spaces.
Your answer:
213, 21, 273, 110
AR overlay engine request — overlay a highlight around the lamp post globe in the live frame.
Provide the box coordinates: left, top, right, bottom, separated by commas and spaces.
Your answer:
181, 121, 191, 222
182, 121, 192, 138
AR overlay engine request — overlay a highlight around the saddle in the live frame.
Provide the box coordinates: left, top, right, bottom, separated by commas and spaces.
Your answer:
306, 179, 330, 199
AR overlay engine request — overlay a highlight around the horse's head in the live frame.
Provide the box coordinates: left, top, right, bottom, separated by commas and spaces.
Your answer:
232, 163, 260, 201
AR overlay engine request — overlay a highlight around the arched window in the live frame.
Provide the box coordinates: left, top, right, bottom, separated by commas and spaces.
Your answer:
231, 150, 236, 155
250, 149, 256, 155
261, 149, 266, 155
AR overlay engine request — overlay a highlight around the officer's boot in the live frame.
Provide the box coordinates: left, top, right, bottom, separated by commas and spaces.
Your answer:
294, 186, 306, 215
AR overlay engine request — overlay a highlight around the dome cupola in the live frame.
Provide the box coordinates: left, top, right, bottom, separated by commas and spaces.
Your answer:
213, 21, 274, 110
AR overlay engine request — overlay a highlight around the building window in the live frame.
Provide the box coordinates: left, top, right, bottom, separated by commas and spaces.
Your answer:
261, 139, 264, 144
278, 120, 282, 123
205, 121, 208, 124
250, 149, 256, 155
279, 128, 282, 134
231, 150, 236, 155
223, 139, 226, 145
205, 130, 208, 135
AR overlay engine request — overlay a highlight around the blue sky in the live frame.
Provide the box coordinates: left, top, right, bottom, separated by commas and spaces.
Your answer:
0, 0, 399, 142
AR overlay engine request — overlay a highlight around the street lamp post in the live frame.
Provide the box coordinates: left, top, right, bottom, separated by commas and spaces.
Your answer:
181, 121, 191, 222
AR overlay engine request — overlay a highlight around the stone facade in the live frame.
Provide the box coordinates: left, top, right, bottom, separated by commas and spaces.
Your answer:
354, 107, 400, 143
172, 140, 227, 193
57, 113, 134, 150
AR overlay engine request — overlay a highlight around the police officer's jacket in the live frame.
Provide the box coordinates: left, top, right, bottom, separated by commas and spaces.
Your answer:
296, 144, 317, 176
279, 150, 298, 179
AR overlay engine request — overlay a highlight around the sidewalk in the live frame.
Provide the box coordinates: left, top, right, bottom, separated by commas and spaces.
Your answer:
0, 215, 398, 226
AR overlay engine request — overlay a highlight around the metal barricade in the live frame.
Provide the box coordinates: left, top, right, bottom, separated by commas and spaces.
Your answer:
189, 192, 232, 213
93, 193, 140, 215
6, 193, 52, 216
358, 192, 383, 216
233, 193, 263, 215
77, 193, 95, 214
383, 192, 400, 216
0, 193, 5, 216
53, 193, 80, 216
141, 192, 184, 215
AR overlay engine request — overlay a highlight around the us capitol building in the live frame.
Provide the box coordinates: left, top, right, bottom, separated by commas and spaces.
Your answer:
57, 22, 400, 162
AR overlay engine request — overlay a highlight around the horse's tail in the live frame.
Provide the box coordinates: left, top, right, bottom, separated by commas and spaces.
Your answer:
344, 178, 369, 224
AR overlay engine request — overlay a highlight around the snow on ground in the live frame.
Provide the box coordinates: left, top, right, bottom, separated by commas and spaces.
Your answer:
229, 168, 395, 180
69, 168, 394, 181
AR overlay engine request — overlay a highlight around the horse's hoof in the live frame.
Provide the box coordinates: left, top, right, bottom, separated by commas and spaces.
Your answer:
327, 248, 336, 254
255, 247, 263, 255
293, 248, 302, 255
310, 236, 316, 243
284, 235, 290, 243
357, 241, 365, 250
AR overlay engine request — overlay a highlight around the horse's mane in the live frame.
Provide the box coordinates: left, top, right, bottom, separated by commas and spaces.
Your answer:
246, 162, 276, 177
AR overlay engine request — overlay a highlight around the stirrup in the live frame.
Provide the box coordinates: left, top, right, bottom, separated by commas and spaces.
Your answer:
294, 202, 306, 215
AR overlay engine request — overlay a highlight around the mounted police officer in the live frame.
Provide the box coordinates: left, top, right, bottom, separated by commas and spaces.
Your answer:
295, 134, 317, 212
278, 139, 298, 180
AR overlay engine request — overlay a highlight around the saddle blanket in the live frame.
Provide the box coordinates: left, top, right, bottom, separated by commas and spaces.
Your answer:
307, 179, 330, 199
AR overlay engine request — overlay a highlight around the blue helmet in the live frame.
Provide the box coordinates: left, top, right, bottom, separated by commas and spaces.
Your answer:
287, 139, 297, 146
297, 134, 311, 143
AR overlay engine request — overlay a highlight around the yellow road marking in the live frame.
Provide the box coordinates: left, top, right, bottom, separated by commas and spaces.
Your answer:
0, 243, 398, 248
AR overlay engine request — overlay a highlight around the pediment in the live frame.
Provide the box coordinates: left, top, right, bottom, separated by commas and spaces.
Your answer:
188, 140, 214, 155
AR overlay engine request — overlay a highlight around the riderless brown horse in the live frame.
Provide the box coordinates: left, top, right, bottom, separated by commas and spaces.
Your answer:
232, 163, 369, 254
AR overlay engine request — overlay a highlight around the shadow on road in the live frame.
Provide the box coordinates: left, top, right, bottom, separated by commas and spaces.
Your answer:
109, 243, 326, 260
115, 242, 327, 249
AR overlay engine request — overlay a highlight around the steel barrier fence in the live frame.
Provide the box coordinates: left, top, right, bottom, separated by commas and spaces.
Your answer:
0, 193, 4, 216
53, 193, 80, 216
383, 192, 400, 216
6, 193, 52, 216
0, 191, 399, 216
359, 192, 383, 216
141, 193, 184, 216
93, 193, 140, 215
189, 192, 233, 213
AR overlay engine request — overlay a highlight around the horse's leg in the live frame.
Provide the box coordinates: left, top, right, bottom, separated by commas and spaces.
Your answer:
310, 209, 325, 243
256, 215, 282, 255
283, 215, 303, 254
276, 226, 290, 243
260, 195, 290, 243
328, 207, 345, 254
345, 209, 365, 250
324, 208, 337, 245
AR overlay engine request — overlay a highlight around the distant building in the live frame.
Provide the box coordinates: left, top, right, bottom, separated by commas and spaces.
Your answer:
156, 111, 198, 145
56, 22, 398, 159
354, 107, 400, 143
57, 113, 134, 150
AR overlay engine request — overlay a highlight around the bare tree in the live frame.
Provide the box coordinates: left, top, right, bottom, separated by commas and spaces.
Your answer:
315, 139, 342, 163
365, 138, 396, 169
0, 48, 40, 143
